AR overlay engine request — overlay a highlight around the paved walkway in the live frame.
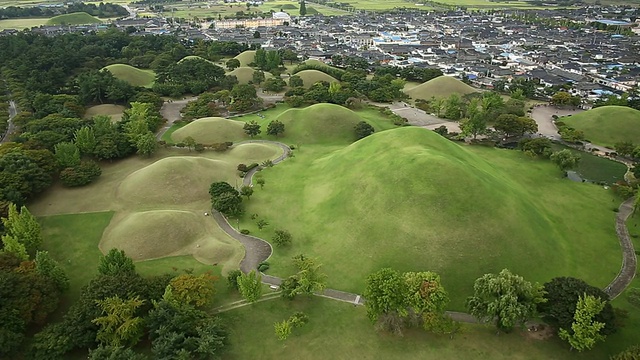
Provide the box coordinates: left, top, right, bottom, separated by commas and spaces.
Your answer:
605, 197, 637, 299
156, 97, 197, 140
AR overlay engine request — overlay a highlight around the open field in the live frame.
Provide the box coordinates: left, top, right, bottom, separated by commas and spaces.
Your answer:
84, 104, 126, 122
238, 127, 621, 310
405, 76, 479, 100
104, 64, 155, 88
0, 18, 49, 29
171, 117, 249, 144
562, 106, 640, 148
296, 69, 340, 88
47, 11, 101, 25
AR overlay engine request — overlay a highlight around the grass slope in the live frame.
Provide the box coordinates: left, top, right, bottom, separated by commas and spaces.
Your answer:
562, 106, 640, 147
46, 12, 101, 25
405, 76, 479, 100
171, 117, 249, 144
241, 127, 620, 309
84, 104, 125, 122
234, 50, 256, 67
228, 66, 272, 84
104, 64, 155, 87
275, 103, 363, 144
296, 69, 340, 88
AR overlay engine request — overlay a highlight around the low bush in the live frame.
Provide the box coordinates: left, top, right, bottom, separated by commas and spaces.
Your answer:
240, 229, 250, 235
258, 261, 270, 272
60, 160, 102, 187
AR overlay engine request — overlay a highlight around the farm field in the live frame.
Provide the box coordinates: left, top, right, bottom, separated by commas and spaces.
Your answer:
562, 105, 640, 148
0, 18, 49, 29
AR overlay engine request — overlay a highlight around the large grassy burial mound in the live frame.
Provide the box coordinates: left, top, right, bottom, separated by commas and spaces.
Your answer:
171, 117, 248, 144
405, 76, 479, 100
275, 103, 363, 144
104, 64, 155, 87
118, 156, 236, 206
84, 104, 125, 122
47, 12, 101, 25
234, 50, 256, 67
249, 127, 620, 307
562, 105, 640, 147
296, 70, 339, 88
101, 210, 242, 264
228, 66, 273, 84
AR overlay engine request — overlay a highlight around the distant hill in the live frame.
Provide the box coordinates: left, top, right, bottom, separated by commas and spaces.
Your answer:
562, 105, 640, 147
47, 12, 101, 25
296, 70, 339, 88
104, 64, 155, 87
404, 76, 478, 100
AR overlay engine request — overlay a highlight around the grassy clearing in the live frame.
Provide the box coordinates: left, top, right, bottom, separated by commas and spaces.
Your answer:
405, 76, 479, 100
550, 144, 627, 184
221, 295, 615, 359
562, 106, 640, 148
239, 127, 621, 310
46, 11, 101, 25
296, 69, 340, 88
104, 64, 155, 88
171, 117, 249, 144
0, 18, 49, 29
84, 104, 126, 122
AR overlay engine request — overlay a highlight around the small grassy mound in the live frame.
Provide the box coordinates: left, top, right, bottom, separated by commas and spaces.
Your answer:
47, 12, 101, 25
171, 117, 248, 144
296, 70, 339, 88
228, 66, 273, 84
228, 143, 282, 163
84, 104, 126, 122
104, 64, 155, 87
274, 4, 297, 9
562, 106, 640, 147
118, 156, 236, 206
178, 55, 216, 65
234, 50, 256, 67
404, 76, 478, 100
275, 103, 363, 143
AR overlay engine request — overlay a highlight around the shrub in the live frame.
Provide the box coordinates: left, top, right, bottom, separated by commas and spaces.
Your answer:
237, 164, 249, 172
60, 161, 102, 187
227, 269, 242, 290
627, 288, 640, 308
272, 229, 292, 247
258, 261, 270, 272
194, 144, 205, 152
240, 229, 250, 235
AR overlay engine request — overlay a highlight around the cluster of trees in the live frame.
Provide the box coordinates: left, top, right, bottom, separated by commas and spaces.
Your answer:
518, 138, 581, 172
280, 255, 327, 300
154, 57, 232, 97
594, 93, 640, 112
614, 141, 640, 160
550, 91, 582, 108
0, 2, 128, 19
209, 181, 244, 216
253, 49, 283, 72
29, 249, 226, 359
375, 66, 443, 83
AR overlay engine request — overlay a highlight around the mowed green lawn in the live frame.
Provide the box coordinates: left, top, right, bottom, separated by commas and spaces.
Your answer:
220, 295, 625, 359
237, 127, 621, 310
0, 18, 49, 29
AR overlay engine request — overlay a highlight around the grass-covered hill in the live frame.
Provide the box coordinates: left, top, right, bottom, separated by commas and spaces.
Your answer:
562, 105, 640, 147
404, 76, 479, 100
234, 50, 256, 67
228, 66, 273, 84
244, 126, 620, 308
275, 103, 363, 143
296, 70, 339, 88
47, 12, 102, 25
171, 117, 248, 144
103, 64, 155, 87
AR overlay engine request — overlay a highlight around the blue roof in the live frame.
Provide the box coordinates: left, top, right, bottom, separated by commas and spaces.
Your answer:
595, 19, 630, 26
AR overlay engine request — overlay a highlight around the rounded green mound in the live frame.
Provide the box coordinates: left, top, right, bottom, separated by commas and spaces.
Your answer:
101, 210, 238, 263
562, 105, 640, 147
229, 143, 282, 163
274, 4, 297, 9
47, 12, 101, 25
296, 70, 339, 88
234, 50, 256, 67
404, 76, 478, 100
171, 117, 248, 145
84, 104, 125, 122
178, 55, 216, 65
104, 64, 155, 87
275, 103, 363, 143
228, 66, 273, 84
118, 156, 235, 206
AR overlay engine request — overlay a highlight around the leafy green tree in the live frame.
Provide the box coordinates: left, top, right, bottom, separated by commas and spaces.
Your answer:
274, 319, 292, 340
364, 268, 407, 322
60, 160, 102, 187
213, 191, 243, 216
615, 142, 635, 157
88, 345, 148, 360
289, 75, 303, 88
237, 270, 262, 302
272, 229, 292, 247
227, 269, 242, 290
263, 77, 286, 92
35, 250, 69, 291
209, 181, 237, 199
243, 120, 262, 138
166, 273, 216, 308
98, 248, 136, 277
92, 295, 146, 347
519, 137, 552, 158
444, 93, 463, 120
135, 132, 157, 157
460, 114, 487, 139
256, 177, 265, 189
54, 142, 81, 168
74, 127, 98, 155
252, 70, 265, 85
466, 269, 545, 332
1, 234, 28, 261
611, 345, 640, 359
354, 121, 375, 140
559, 294, 606, 351
559, 127, 585, 143
2, 203, 43, 256
550, 149, 580, 171
226, 58, 240, 70
431, 97, 445, 117
299, 0, 307, 15
267, 120, 285, 137
494, 114, 537, 138
240, 185, 254, 200
230, 84, 260, 112
551, 91, 572, 107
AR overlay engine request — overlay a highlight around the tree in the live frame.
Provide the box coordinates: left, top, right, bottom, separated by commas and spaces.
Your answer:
54, 142, 81, 168
166, 273, 216, 308
267, 120, 285, 137
559, 294, 606, 351
230, 84, 260, 112
274, 319, 292, 340
183, 136, 197, 151
272, 229, 292, 247
559, 127, 585, 143
460, 114, 487, 139
98, 248, 136, 277
289, 75, 303, 88
263, 78, 286, 92
60, 160, 102, 187
256, 177, 265, 189
243, 120, 262, 138
611, 345, 640, 360
227, 269, 242, 290
92, 295, 146, 347
74, 126, 97, 155
237, 270, 262, 302
240, 185, 254, 200
364, 268, 408, 332
466, 269, 545, 332
252, 70, 265, 85
253, 30, 261, 39
539, 277, 617, 336
615, 142, 635, 157
35, 251, 69, 291
88, 345, 148, 360
519, 137, 552, 158
209, 181, 237, 199
494, 114, 538, 138
551, 91, 572, 107
213, 191, 243, 216
135, 132, 157, 157
550, 149, 580, 171
1, 234, 28, 261
444, 93, 463, 120
225, 58, 240, 71
299, 0, 307, 15
431, 97, 444, 117
2, 203, 43, 256
354, 121, 375, 140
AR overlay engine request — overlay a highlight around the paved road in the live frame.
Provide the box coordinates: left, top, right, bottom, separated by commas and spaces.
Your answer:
156, 97, 196, 140
1, 100, 17, 144
372, 101, 461, 132
605, 197, 637, 299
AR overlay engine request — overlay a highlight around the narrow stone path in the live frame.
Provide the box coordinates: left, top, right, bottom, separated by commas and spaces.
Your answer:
605, 197, 637, 299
